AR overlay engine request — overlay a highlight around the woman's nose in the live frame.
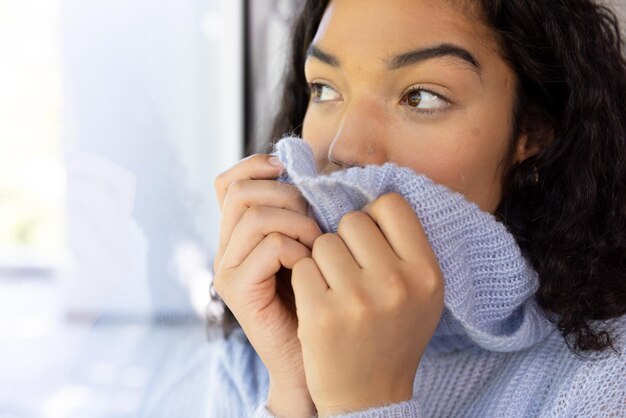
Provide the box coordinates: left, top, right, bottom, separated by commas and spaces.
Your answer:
326, 98, 389, 169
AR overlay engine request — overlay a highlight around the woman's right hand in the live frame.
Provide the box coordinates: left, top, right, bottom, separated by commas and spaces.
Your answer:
212, 153, 322, 417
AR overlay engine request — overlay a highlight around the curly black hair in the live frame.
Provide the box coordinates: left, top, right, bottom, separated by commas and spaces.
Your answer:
211, 0, 626, 354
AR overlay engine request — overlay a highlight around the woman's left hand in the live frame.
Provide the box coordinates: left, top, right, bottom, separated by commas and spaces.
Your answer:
291, 193, 445, 417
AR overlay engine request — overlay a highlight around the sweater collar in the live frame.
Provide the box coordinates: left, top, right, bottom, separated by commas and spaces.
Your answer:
273, 137, 556, 353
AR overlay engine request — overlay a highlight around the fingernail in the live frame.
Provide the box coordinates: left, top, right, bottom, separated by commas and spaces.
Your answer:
268, 156, 283, 167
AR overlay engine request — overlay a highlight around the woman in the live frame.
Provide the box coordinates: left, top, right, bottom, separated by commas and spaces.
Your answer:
208, 0, 626, 416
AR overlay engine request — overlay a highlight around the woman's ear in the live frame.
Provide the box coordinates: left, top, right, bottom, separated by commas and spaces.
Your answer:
512, 133, 537, 164
513, 122, 554, 164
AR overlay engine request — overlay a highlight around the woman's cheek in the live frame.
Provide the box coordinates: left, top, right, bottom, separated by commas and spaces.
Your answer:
438, 142, 507, 213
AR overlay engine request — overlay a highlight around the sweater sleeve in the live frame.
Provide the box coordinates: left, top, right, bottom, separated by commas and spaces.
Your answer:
253, 400, 423, 417
207, 329, 271, 417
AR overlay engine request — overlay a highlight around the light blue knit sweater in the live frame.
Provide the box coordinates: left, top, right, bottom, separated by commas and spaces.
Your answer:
207, 137, 626, 417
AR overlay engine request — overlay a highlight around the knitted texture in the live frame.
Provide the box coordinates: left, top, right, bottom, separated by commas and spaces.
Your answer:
273, 136, 554, 354
207, 137, 626, 417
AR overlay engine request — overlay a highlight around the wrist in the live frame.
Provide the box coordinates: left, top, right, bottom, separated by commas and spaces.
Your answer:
315, 389, 413, 417
267, 380, 316, 418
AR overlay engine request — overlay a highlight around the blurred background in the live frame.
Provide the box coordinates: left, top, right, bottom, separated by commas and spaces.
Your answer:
0, 0, 624, 417
0, 0, 294, 417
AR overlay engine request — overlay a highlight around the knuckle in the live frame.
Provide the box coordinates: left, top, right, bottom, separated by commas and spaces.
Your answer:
292, 257, 304, 272
385, 269, 406, 288
305, 217, 322, 237
312, 233, 335, 256
243, 205, 265, 223
384, 192, 404, 203
381, 273, 409, 308
373, 192, 403, 211
214, 171, 227, 189
337, 211, 366, 233
345, 292, 372, 322
292, 256, 312, 275
314, 233, 334, 246
228, 178, 248, 195
265, 232, 287, 250
421, 267, 445, 298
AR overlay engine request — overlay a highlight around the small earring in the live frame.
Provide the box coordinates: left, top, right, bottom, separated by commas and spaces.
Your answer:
532, 166, 540, 184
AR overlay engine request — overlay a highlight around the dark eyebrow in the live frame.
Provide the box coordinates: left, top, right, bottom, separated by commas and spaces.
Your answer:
306, 44, 341, 67
387, 43, 481, 73
306, 43, 481, 75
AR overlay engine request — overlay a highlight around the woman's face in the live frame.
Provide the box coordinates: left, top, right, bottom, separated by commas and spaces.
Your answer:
302, 0, 532, 213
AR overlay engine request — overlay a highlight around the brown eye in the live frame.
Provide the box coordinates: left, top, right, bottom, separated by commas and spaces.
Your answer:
309, 83, 340, 103
310, 84, 322, 100
401, 88, 449, 112
407, 91, 422, 107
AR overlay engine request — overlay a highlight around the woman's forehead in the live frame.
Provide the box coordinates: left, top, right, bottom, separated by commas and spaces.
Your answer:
314, 0, 499, 66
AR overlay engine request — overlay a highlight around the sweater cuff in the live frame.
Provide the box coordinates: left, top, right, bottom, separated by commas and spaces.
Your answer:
253, 399, 421, 418
325, 399, 421, 417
